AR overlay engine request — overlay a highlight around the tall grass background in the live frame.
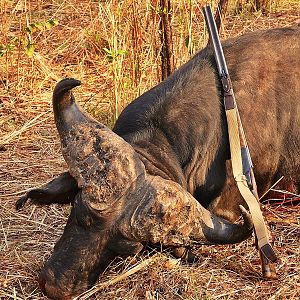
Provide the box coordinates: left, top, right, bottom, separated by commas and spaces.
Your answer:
1, 0, 299, 136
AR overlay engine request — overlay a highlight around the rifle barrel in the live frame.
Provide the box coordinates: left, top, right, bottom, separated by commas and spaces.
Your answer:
203, 5, 228, 76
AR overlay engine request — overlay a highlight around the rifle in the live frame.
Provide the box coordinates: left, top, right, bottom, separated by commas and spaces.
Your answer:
203, 5, 277, 279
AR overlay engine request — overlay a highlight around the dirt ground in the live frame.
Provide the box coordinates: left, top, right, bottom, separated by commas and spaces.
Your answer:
1, 1, 300, 299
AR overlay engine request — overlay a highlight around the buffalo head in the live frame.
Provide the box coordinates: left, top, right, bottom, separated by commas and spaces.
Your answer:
39, 78, 253, 299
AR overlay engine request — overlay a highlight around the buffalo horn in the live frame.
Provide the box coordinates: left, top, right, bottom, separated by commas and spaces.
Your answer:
52, 78, 146, 213
119, 175, 253, 246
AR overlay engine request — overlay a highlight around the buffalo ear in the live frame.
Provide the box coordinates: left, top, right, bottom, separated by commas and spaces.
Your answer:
16, 172, 78, 210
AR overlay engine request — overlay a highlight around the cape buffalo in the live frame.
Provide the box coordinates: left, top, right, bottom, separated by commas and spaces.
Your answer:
17, 25, 300, 299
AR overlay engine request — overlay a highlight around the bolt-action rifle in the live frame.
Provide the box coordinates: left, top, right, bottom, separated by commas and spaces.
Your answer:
203, 5, 277, 279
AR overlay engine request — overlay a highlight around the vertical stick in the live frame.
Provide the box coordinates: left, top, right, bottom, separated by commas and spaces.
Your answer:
159, 0, 174, 80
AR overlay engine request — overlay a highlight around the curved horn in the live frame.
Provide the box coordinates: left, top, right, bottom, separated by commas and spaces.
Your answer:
52, 78, 146, 212
119, 175, 253, 246
52, 78, 82, 138
202, 205, 253, 244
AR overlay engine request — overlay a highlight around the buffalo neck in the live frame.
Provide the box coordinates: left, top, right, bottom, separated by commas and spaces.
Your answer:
114, 49, 230, 198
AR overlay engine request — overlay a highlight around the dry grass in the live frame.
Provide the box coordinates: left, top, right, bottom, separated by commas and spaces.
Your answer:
0, 1, 299, 299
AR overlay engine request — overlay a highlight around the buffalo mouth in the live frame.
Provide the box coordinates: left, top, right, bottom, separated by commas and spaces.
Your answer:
38, 228, 113, 299
39, 230, 143, 300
